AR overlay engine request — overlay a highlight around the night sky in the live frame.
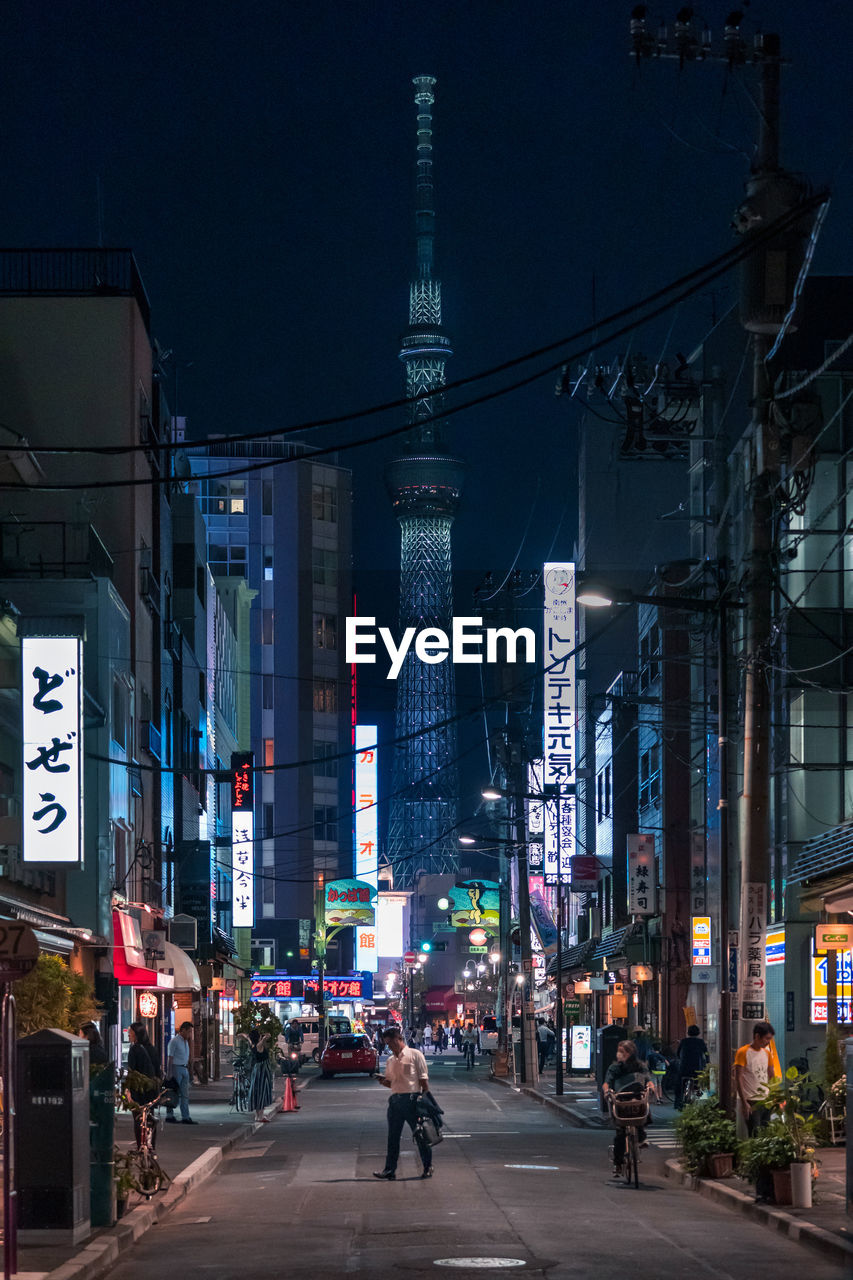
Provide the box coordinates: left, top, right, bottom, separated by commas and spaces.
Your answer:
5, 1, 853, 807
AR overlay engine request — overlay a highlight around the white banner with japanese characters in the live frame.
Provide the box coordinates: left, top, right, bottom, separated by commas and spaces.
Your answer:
22, 636, 83, 863
543, 564, 576, 885
627, 834, 657, 917
740, 881, 766, 1021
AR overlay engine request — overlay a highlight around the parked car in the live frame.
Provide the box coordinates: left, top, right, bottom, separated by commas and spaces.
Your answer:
289, 1015, 352, 1063
320, 1033, 378, 1078
480, 1016, 499, 1054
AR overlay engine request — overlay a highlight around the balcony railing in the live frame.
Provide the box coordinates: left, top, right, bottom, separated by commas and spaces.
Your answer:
0, 521, 114, 580
0, 248, 151, 332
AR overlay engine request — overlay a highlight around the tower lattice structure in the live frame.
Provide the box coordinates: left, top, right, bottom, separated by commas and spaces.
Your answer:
385, 75, 465, 888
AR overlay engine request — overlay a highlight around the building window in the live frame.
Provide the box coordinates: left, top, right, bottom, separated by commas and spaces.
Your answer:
640, 746, 660, 808
263, 802, 275, 840
263, 546, 273, 581
604, 763, 611, 817
262, 609, 274, 645
264, 738, 275, 773
312, 547, 338, 588
313, 741, 338, 777
229, 480, 246, 514
111, 679, 128, 750
314, 805, 338, 842
639, 627, 661, 691
313, 613, 337, 649
313, 678, 338, 713
312, 483, 337, 523
252, 939, 275, 969
262, 480, 273, 516
262, 872, 275, 904
263, 674, 274, 709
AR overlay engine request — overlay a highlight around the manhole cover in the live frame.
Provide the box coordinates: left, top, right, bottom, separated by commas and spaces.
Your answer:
434, 1261, 526, 1270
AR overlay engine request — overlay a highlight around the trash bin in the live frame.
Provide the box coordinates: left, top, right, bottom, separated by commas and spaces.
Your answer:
596, 1023, 624, 1111
16, 1029, 91, 1243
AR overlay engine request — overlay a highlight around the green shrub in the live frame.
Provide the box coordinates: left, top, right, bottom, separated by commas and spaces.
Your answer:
736, 1120, 796, 1183
675, 1097, 738, 1174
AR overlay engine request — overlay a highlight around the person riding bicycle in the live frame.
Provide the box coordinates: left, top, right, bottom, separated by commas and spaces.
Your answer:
461, 1023, 477, 1069
602, 1039, 654, 1178
674, 1024, 709, 1110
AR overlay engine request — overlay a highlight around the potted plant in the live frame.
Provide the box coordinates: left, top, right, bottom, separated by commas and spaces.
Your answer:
736, 1120, 797, 1203
675, 1096, 738, 1177
114, 1148, 135, 1219
753, 1066, 820, 1207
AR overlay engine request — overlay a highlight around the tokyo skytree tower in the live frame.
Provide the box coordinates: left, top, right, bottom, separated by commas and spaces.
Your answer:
385, 75, 465, 888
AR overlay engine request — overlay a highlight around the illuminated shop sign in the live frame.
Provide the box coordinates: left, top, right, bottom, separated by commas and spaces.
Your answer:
22, 636, 83, 864
810, 941, 853, 1025
543, 564, 576, 885
250, 975, 372, 1001
325, 878, 376, 926
691, 916, 711, 966
231, 752, 254, 927
628, 834, 657, 916
765, 927, 785, 966
354, 726, 378, 972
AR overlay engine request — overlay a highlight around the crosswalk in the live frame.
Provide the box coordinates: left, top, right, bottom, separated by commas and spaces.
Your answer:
645, 1123, 678, 1150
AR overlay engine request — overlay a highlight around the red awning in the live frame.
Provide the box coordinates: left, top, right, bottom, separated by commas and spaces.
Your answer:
112, 909, 164, 989
423, 986, 457, 1012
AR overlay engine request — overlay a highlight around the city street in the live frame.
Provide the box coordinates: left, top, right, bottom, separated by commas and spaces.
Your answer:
104, 1056, 844, 1280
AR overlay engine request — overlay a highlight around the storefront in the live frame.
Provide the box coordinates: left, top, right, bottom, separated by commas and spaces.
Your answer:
113, 909, 202, 1070
249, 973, 374, 1026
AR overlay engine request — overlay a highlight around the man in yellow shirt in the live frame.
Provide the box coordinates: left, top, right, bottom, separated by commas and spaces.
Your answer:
734, 1020, 777, 1137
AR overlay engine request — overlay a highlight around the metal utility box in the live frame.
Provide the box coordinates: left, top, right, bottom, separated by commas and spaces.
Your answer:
595, 1023, 624, 1108
16, 1029, 91, 1243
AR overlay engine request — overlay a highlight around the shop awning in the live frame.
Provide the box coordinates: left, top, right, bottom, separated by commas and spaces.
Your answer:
790, 819, 853, 885
546, 938, 596, 976
422, 986, 457, 1012
112, 909, 166, 988
157, 940, 201, 992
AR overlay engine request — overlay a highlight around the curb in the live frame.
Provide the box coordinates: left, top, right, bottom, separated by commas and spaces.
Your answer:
665, 1158, 853, 1266
488, 1073, 606, 1129
43, 1083, 308, 1280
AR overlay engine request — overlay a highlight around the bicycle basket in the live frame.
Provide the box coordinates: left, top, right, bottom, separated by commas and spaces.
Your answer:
611, 1096, 648, 1125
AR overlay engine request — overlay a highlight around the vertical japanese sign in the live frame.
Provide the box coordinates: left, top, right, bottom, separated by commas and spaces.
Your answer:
543, 563, 576, 886
22, 636, 83, 863
627, 834, 657, 917
354, 725, 378, 972
691, 916, 712, 965
231, 752, 254, 927
740, 882, 766, 1021
690, 830, 706, 914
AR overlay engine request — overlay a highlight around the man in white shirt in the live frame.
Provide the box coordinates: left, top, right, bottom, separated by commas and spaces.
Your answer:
373, 1025, 433, 1180
165, 1021, 196, 1124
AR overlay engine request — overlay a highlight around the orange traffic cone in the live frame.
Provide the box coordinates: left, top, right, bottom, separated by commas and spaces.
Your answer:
283, 1074, 299, 1112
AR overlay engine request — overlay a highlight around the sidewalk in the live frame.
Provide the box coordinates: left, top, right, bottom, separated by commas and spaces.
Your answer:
8, 1072, 307, 1280
489, 1064, 853, 1266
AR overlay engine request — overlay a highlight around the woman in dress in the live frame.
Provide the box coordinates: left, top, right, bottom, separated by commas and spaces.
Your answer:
242, 1028, 274, 1122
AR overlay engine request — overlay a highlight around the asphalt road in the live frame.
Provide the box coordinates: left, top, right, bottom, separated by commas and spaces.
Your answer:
105, 1054, 844, 1279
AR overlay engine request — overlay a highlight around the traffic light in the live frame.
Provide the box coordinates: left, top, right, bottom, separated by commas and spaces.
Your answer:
419, 940, 432, 953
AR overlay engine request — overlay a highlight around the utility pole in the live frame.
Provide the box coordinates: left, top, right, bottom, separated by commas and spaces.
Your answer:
628, 11, 815, 1064
512, 764, 540, 1088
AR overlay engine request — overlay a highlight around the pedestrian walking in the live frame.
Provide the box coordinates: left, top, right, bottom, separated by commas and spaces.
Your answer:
674, 1024, 709, 1109
632, 1027, 653, 1064
127, 1021, 162, 1148
422, 1023, 432, 1051
414, 1026, 424, 1049
240, 1028, 274, 1122
536, 1018, 550, 1073
373, 1026, 433, 1180
80, 1021, 108, 1065
165, 1021, 197, 1125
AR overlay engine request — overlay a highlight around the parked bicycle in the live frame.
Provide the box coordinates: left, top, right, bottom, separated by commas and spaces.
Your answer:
122, 1090, 171, 1198
231, 1052, 252, 1112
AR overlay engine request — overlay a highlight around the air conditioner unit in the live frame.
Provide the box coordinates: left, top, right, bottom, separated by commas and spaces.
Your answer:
168, 914, 198, 951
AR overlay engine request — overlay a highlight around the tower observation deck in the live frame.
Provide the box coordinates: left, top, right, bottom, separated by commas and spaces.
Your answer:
385, 75, 465, 888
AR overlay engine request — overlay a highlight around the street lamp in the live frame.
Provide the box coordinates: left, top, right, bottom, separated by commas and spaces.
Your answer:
459, 828, 538, 1087
578, 576, 742, 1115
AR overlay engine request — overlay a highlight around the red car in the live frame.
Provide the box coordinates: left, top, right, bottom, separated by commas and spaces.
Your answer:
320, 1033, 378, 1078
